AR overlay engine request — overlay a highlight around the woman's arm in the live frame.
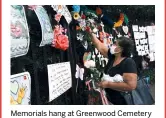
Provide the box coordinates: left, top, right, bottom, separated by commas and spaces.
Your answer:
98, 73, 137, 91
89, 32, 109, 58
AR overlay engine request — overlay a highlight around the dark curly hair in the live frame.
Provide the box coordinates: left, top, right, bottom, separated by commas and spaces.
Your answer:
117, 36, 134, 57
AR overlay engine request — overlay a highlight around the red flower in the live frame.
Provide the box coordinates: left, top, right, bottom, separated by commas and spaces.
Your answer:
52, 34, 69, 51
85, 26, 91, 32
81, 14, 86, 19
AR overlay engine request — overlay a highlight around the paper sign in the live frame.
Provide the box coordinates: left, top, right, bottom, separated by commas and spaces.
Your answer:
134, 32, 140, 39
140, 32, 146, 39
146, 26, 155, 35
47, 62, 72, 102
148, 35, 155, 45
149, 52, 155, 62
144, 38, 148, 44
139, 26, 143, 32
132, 25, 138, 32
135, 39, 140, 46
149, 44, 155, 53
139, 39, 144, 44
10, 72, 31, 105
11, 5, 30, 58
34, 6, 54, 47
139, 26, 147, 32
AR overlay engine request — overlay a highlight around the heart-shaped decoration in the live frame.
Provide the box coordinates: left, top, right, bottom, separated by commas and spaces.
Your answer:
10, 80, 19, 95
122, 26, 128, 34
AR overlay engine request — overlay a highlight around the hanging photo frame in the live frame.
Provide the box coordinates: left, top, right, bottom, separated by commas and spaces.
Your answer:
10, 72, 31, 105
34, 6, 54, 47
10, 5, 30, 58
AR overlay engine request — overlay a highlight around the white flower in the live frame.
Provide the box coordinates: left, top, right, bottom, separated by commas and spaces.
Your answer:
89, 60, 96, 67
93, 28, 98, 33
84, 60, 96, 68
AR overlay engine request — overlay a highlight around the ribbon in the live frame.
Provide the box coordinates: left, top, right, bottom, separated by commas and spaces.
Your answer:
85, 80, 92, 91
96, 88, 109, 105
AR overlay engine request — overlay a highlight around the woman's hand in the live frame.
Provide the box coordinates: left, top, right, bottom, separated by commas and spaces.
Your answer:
97, 81, 109, 88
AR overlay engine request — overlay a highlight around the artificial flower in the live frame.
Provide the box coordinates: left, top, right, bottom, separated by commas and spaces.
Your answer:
84, 60, 96, 68
92, 28, 98, 33
72, 5, 80, 12
96, 7, 102, 15
85, 26, 91, 32
52, 34, 69, 51
73, 12, 80, 20
79, 19, 86, 29
81, 14, 86, 19
55, 14, 62, 22
54, 25, 64, 36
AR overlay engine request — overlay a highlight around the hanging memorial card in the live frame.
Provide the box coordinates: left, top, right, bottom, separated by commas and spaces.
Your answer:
132, 25, 138, 32
10, 72, 31, 105
149, 52, 155, 61
34, 6, 54, 47
47, 62, 72, 102
10, 5, 30, 58
147, 26, 155, 54
51, 5, 72, 24
134, 32, 140, 39
133, 25, 150, 56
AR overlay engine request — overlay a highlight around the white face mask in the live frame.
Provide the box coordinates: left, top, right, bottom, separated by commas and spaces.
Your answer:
110, 45, 117, 54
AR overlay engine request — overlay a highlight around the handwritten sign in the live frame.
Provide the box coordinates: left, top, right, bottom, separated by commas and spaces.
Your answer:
47, 62, 72, 102
133, 25, 150, 56
132, 25, 138, 32
10, 5, 30, 58
10, 72, 31, 105
34, 6, 54, 47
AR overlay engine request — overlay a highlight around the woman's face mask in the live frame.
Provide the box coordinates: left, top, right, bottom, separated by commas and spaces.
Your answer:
110, 45, 122, 54
110, 45, 117, 54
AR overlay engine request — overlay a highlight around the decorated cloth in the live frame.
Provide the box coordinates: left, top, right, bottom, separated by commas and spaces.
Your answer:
10, 5, 30, 58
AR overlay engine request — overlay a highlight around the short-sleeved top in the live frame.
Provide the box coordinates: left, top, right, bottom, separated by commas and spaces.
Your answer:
104, 49, 137, 105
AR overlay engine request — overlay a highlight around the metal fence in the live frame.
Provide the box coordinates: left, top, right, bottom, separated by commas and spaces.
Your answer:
10, 5, 155, 105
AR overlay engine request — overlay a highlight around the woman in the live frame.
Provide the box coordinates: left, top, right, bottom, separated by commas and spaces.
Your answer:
89, 31, 137, 105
